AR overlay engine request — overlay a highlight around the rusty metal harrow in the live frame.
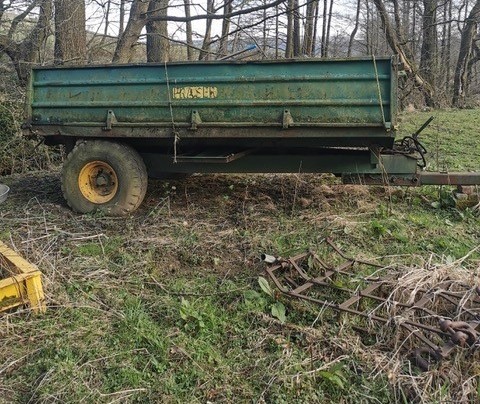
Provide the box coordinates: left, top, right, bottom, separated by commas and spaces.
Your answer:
264, 239, 480, 370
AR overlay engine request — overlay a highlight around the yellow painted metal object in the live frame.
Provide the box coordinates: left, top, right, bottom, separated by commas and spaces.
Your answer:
0, 241, 46, 314
78, 160, 119, 203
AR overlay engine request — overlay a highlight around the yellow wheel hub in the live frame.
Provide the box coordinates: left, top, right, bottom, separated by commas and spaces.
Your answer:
78, 161, 118, 204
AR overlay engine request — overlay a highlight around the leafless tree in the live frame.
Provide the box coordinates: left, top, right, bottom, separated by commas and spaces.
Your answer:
146, 0, 169, 62
348, 0, 361, 56
113, 0, 149, 63
183, 0, 194, 60
419, 0, 438, 106
0, 0, 53, 84
453, 0, 480, 106
54, 0, 87, 65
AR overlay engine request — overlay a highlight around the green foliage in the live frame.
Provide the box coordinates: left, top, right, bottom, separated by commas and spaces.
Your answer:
0, 99, 63, 175
271, 301, 286, 323
258, 276, 287, 323
0, 101, 18, 144
179, 297, 206, 330
258, 275, 274, 297
318, 363, 347, 391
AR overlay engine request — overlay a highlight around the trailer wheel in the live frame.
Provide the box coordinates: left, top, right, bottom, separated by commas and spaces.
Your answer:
62, 141, 147, 215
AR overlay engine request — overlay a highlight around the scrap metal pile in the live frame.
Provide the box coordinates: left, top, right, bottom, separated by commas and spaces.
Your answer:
264, 239, 480, 371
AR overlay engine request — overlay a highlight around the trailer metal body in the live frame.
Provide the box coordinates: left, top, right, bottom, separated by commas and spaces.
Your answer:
24, 57, 480, 214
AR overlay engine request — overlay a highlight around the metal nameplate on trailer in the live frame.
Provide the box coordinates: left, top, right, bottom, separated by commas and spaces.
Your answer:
172, 86, 218, 100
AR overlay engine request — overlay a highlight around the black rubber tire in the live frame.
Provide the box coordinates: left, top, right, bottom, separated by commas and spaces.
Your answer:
62, 140, 147, 215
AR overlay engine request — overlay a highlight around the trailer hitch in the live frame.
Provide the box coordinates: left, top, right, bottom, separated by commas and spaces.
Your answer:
394, 116, 434, 168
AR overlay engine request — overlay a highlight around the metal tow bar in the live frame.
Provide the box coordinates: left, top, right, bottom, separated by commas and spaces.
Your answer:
263, 239, 480, 371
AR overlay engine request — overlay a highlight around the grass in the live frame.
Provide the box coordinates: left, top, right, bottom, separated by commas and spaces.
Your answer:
0, 109, 479, 403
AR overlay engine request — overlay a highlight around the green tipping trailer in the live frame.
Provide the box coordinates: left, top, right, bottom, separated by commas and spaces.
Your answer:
24, 57, 480, 215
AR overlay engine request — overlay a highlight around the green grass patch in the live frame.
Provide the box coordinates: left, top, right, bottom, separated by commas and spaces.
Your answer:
0, 109, 479, 403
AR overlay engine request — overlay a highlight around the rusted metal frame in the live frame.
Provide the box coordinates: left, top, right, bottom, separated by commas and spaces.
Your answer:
174, 149, 254, 163
344, 172, 480, 186
267, 252, 477, 337
288, 256, 313, 279
439, 319, 480, 357
290, 259, 355, 284
338, 282, 385, 310
285, 251, 376, 296
270, 268, 479, 370
325, 238, 384, 268
266, 244, 480, 370
394, 287, 480, 360
437, 288, 480, 301
391, 284, 480, 322
383, 281, 480, 306
265, 253, 309, 293
308, 253, 368, 279
425, 291, 480, 321
340, 280, 477, 336
401, 324, 442, 353
419, 172, 480, 186
286, 287, 448, 336
270, 239, 480, 321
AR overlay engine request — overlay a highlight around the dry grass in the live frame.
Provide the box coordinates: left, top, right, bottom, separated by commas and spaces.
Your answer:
356, 252, 480, 403
0, 169, 479, 402
268, 241, 480, 402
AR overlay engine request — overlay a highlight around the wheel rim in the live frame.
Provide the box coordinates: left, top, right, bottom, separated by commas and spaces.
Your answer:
78, 161, 118, 204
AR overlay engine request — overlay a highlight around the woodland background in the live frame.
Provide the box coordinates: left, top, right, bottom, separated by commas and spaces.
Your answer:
1, 2, 480, 402
1, 0, 480, 109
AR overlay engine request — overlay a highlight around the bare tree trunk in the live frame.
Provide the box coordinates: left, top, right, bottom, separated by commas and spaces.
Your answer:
348, 0, 361, 56
293, 0, 301, 56
183, 0, 194, 60
419, 0, 437, 106
104, 0, 111, 38
275, 4, 279, 58
365, 0, 372, 54
146, 0, 170, 62
372, 0, 433, 100
445, 0, 452, 93
219, 0, 233, 56
412, 0, 417, 56
199, 0, 215, 60
113, 0, 150, 63
303, 0, 318, 56
321, 0, 327, 56
285, 0, 294, 57
119, 0, 126, 37
452, 0, 480, 106
325, 0, 334, 56
54, 0, 87, 65
312, 0, 320, 55
263, 0, 267, 55
439, 0, 450, 97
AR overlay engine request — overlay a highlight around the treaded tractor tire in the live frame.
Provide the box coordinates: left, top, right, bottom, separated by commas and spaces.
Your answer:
62, 140, 147, 215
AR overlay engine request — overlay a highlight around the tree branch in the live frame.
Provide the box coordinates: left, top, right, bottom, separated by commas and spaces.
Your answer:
144, 0, 287, 22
